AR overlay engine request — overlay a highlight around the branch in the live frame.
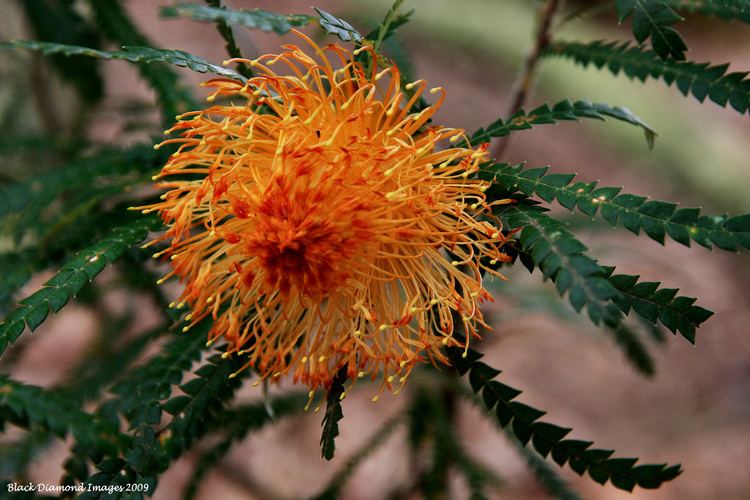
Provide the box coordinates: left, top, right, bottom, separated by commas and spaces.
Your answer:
493, 0, 561, 159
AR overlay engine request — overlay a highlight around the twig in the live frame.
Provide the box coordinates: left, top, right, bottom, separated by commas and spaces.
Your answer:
492, 0, 561, 160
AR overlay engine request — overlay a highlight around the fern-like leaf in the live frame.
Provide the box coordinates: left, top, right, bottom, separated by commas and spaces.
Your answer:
320, 368, 348, 460
605, 268, 714, 343
448, 351, 683, 491
160, 3, 314, 34
667, 0, 750, 23
0, 216, 161, 356
497, 202, 713, 344
0, 376, 124, 458
315, 8, 363, 43
615, 0, 687, 60
2, 40, 244, 82
468, 99, 656, 150
486, 163, 750, 252
544, 40, 750, 116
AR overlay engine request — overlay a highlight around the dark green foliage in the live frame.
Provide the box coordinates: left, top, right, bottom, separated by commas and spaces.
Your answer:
450, 351, 683, 491
605, 268, 714, 343
160, 3, 314, 34
498, 202, 713, 342
87, 0, 197, 122
485, 163, 750, 252
320, 368, 348, 460
312, 413, 402, 500
406, 385, 502, 499
2, 40, 244, 83
544, 40, 750, 116
0, 145, 163, 242
18, 0, 105, 100
184, 393, 306, 500
315, 8, 363, 43
668, 0, 750, 23
0, 2, 746, 497
615, 0, 687, 60
504, 429, 582, 500
0, 216, 160, 356
0, 376, 124, 459
469, 99, 656, 149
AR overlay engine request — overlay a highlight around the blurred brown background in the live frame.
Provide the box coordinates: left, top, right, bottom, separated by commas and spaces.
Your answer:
1, 0, 749, 498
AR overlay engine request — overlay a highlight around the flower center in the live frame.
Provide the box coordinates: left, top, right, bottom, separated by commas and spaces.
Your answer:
243, 175, 374, 299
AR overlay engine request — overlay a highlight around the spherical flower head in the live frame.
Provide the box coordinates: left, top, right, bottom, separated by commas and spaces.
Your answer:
144, 32, 511, 396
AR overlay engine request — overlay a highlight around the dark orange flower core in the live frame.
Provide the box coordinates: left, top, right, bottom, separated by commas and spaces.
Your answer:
143, 33, 511, 398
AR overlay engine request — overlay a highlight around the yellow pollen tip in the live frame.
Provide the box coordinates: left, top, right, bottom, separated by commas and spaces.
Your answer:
442, 337, 449, 345
387, 375, 395, 383
358, 371, 366, 378
409, 306, 418, 314
462, 352, 468, 359
151, 175, 159, 181
168, 302, 175, 308
185, 313, 192, 321
490, 259, 497, 265
430, 299, 439, 306
228, 372, 237, 379
301, 356, 308, 363
449, 135, 460, 143
399, 360, 408, 368
430, 87, 442, 94
156, 277, 166, 284
177, 302, 185, 309
372, 396, 379, 402
222, 60, 230, 66
400, 376, 408, 383
221, 352, 229, 359
206, 296, 213, 303
405, 82, 415, 90
182, 326, 190, 333
170, 254, 177, 261
379, 324, 388, 331
153, 144, 160, 150
339, 392, 346, 401
206, 95, 215, 102
451, 261, 460, 266
318, 355, 326, 363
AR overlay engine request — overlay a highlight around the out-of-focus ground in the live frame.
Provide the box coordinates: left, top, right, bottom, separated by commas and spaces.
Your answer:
1, 0, 750, 499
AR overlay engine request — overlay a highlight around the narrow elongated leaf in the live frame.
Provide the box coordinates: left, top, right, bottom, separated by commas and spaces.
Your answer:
544, 40, 750, 116
0, 216, 161, 356
320, 368, 348, 460
467, 99, 656, 149
666, 0, 750, 24
2, 40, 244, 82
315, 8, 363, 43
450, 352, 682, 492
485, 163, 750, 252
160, 3, 314, 33
496, 202, 712, 346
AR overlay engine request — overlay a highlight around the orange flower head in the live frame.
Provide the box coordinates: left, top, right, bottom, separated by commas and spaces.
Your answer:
143, 32, 511, 396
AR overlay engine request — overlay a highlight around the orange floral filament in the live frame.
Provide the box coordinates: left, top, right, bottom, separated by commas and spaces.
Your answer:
140, 32, 511, 397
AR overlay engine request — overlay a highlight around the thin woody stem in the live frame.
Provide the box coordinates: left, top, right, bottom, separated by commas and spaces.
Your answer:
492, 0, 562, 160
